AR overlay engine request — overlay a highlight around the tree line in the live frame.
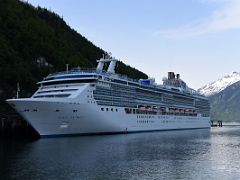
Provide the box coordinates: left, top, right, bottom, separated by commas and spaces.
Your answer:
0, 0, 148, 112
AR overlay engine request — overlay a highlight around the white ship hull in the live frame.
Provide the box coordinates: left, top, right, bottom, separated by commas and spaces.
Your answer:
7, 98, 210, 137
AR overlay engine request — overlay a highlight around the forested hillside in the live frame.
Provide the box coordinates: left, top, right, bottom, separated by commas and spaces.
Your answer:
209, 81, 240, 122
0, 0, 147, 112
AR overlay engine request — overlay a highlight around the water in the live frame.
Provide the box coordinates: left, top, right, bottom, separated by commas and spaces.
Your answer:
1, 127, 240, 180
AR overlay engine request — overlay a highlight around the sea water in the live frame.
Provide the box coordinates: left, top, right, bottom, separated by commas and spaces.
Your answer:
1, 127, 240, 180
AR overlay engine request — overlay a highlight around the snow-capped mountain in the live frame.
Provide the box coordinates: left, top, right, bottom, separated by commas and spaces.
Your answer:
198, 72, 240, 96
209, 80, 240, 122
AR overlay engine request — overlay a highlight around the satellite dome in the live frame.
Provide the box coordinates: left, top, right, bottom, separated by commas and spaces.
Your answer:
162, 77, 167, 81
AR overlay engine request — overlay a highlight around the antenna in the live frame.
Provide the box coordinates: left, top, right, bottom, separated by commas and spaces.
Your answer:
107, 57, 118, 73
96, 58, 105, 72
96, 53, 118, 73
16, 82, 20, 99
66, 64, 69, 72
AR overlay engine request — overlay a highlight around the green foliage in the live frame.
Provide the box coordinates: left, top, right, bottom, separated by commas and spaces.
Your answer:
0, 0, 147, 112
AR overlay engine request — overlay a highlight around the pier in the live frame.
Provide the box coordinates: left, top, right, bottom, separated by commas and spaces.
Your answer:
0, 112, 39, 138
211, 120, 223, 127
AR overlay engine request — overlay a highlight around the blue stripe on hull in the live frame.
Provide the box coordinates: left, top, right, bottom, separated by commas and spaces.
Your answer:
40, 127, 210, 138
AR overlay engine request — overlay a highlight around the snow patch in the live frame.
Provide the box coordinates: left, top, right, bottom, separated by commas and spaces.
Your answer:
198, 72, 240, 96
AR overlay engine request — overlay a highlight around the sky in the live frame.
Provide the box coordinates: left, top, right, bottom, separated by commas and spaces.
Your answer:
26, 0, 240, 89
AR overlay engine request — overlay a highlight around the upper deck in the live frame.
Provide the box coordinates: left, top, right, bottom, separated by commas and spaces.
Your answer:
37, 67, 207, 100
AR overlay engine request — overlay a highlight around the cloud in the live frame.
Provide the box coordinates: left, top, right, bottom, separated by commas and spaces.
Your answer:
155, 0, 240, 39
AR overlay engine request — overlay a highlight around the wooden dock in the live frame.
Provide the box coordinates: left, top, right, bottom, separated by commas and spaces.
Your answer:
211, 120, 223, 127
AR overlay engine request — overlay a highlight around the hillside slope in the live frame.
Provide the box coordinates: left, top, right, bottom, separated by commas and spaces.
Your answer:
198, 72, 240, 122
209, 81, 240, 122
0, 0, 148, 112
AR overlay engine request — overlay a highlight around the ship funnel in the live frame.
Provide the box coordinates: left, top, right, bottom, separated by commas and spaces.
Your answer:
107, 58, 117, 73
168, 72, 175, 79
96, 58, 105, 72
176, 74, 180, 79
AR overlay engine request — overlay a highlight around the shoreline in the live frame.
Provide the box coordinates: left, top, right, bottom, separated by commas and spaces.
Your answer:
0, 112, 39, 139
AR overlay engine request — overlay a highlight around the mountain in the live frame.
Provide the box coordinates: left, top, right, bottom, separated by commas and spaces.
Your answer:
198, 72, 240, 122
0, 0, 148, 112
198, 72, 240, 96
209, 81, 240, 122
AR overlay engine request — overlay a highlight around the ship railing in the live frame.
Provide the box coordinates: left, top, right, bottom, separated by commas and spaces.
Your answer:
102, 73, 139, 83
47, 68, 104, 77
47, 69, 139, 82
46, 69, 204, 98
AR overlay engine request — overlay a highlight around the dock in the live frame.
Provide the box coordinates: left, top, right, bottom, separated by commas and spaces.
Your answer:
0, 112, 39, 138
211, 120, 223, 127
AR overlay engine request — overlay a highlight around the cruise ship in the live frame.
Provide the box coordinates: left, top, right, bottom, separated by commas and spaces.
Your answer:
7, 56, 210, 137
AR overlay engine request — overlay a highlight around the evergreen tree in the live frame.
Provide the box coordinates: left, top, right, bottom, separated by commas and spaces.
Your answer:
0, 0, 148, 112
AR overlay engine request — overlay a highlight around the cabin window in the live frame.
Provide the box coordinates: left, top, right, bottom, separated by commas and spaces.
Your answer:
42, 79, 96, 86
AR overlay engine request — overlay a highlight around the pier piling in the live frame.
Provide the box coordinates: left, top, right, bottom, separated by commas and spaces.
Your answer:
211, 120, 223, 127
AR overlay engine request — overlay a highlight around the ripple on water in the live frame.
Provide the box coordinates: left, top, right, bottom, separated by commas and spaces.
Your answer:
1, 127, 240, 180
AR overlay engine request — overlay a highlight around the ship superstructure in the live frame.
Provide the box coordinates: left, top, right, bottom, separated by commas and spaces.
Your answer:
7, 56, 210, 136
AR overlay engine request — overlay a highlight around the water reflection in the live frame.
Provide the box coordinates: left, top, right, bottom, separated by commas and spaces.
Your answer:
1, 128, 240, 179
